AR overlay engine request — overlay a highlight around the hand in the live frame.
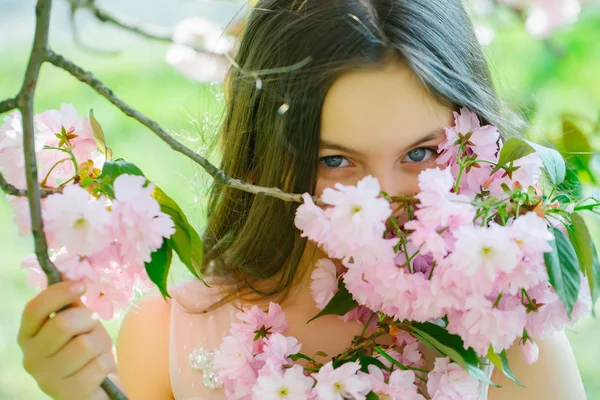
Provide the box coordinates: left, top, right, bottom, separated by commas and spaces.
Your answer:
17, 280, 117, 400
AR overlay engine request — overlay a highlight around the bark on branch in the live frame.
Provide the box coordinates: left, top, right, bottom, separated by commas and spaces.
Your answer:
45, 50, 307, 204
70, 0, 173, 43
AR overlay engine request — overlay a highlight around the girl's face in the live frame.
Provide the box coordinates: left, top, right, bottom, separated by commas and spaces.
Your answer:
316, 63, 454, 198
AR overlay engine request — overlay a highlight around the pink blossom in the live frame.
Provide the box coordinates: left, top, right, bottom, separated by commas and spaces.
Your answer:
111, 175, 175, 264
401, 342, 425, 369
449, 224, 522, 295
498, 212, 553, 294
447, 295, 526, 356
35, 104, 99, 185
234, 302, 290, 337
8, 196, 34, 236
252, 365, 314, 400
20, 254, 47, 290
411, 167, 476, 229
43, 185, 112, 256
361, 365, 425, 400
415, 167, 454, 204
321, 176, 396, 264
404, 219, 449, 260
313, 361, 372, 400
311, 258, 338, 310
0, 111, 45, 189
525, 279, 592, 339
166, 17, 233, 83
53, 250, 97, 282
511, 153, 543, 189
520, 339, 540, 364
340, 306, 377, 329
509, 212, 554, 255
34, 104, 96, 161
214, 332, 257, 381
343, 260, 391, 312
221, 361, 260, 400
295, 193, 330, 245
437, 108, 500, 168
255, 333, 302, 371
427, 358, 480, 400
392, 331, 418, 348
81, 270, 133, 320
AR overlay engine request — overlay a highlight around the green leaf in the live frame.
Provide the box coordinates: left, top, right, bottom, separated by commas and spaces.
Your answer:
410, 322, 496, 386
373, 347, 409, 371
492, 138, 566, 186
98, 158, 145, 199
145, 239, 173, 300
366, 392, 380, 400
486, 347, 524, 387
289, 353, 314, 363
568, 213, 597, 304
544, 228, 581, 318
89, 109, 111, 160
152, 186, 203, 280
492, 138, 535, 174
524, 140, 566, 186
307, 283, 358, 323
357, 355, 388, 373
590, 244, 600, 306
562, 118, 594, 182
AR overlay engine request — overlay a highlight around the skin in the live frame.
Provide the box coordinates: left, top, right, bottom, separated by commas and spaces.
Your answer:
19, 63, 587, 399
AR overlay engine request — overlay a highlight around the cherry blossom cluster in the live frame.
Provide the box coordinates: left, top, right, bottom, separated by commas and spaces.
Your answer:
299, 108, 591, 357
228, 106, 597, 398
214, 303, 482, 399
0, 105, 175, 319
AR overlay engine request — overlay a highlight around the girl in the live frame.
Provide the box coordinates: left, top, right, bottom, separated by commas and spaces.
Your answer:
17, 0, 587, 399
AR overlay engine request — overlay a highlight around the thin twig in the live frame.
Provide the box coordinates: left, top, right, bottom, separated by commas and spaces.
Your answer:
45, 50, 309, 204
336, 324, 390, 362
71, 0, 173, 43
0, 97, 18, 115
17, 0, 61, 284
5, 0, 128, 398
0, 171, 62, 198
69, 4, 119, 56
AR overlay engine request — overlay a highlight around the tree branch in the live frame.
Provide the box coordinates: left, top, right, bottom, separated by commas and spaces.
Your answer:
45, 50, 308, 204
4, 1, 128, 398
18, 0, 61, 284
0, 171, 61, 198
71, 0, 173, 43
0, 97, 18, 115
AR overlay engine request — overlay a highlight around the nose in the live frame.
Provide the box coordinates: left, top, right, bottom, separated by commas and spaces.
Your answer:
369, 169, 416, 199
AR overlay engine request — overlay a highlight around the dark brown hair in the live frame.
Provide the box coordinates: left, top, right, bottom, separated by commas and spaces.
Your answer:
200, 0, 519, 300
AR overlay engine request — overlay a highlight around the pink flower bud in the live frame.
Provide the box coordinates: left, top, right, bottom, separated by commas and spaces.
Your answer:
520, 339, 539, 365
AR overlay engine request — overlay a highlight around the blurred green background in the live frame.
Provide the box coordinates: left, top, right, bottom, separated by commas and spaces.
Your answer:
1, 0, 599, 399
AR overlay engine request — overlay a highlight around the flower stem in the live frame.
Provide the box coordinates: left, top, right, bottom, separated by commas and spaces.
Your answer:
373, 346, 429, 382
40, 157, 71, 187
360, 313, 377, 337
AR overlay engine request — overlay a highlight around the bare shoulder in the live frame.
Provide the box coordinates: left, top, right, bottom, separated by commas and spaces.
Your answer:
488, 331, 586, 400
115, 288, 174, 400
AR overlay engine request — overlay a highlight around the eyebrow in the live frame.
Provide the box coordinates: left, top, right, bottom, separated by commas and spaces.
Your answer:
319, 128, 444, 155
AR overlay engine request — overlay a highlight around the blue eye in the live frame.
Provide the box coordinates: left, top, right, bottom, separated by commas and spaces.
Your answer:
403, 147, 435, 163
320, 155, 352, 168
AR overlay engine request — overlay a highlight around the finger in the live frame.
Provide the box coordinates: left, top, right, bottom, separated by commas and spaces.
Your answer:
32, 307, 100, 359
18, 280, 87, 341
62, 351, 116, 397
49, 323, 113, 378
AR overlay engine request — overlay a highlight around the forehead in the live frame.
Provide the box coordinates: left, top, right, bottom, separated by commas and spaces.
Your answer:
320, 63, 453, 152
